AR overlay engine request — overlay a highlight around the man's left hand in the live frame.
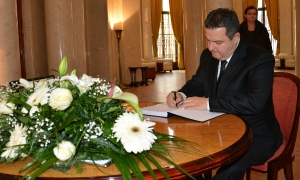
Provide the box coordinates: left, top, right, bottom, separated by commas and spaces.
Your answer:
179, 97, 208, 110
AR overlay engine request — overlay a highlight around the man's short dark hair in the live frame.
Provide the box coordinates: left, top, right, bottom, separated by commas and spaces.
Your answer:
204, 8, 239, 40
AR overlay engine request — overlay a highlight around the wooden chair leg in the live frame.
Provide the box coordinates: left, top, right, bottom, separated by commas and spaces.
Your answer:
245, 168, 251, 180
204, 171, 212, 180
284, 163, 294, 180
267, 168, 278, 180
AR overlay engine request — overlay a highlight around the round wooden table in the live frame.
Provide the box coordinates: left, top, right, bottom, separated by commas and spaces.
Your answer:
0, 114, 253, 179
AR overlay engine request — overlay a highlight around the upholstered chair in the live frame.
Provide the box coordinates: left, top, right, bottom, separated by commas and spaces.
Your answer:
246, 72, 300, 180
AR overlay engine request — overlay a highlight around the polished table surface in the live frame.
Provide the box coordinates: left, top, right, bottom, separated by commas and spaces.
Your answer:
0, 112, 253, 179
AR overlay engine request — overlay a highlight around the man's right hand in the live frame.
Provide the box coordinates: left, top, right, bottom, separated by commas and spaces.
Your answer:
166, 91, 183, 108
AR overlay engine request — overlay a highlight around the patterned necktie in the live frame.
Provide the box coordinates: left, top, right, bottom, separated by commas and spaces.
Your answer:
218, 60, 227, 81
216, 61, 227, 93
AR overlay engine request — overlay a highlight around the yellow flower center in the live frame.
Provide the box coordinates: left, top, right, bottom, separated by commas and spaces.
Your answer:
131, 126, 141, 133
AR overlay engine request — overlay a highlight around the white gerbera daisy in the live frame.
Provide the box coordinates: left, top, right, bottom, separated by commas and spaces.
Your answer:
112, 112, 157, 154
1, 124, 28, 158
26, 87, 50, 106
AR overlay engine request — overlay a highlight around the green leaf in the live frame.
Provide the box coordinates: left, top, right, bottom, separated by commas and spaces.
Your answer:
136, 153, 157, 180
151, 150, 196, 180
51, 69, 59, 74
123, 154, 144, 180
17, 116, 32, 124
26, 157, 58, 180
70, 69, 76, 75
102, 107, 118, 114
125, 100, 143, 119
19, 150, 53, 173
143, 151, 171, 180
20, 150, 59, 180
56, 108, 76, 131
99, 92, 143, 119
108, 152, 132, 180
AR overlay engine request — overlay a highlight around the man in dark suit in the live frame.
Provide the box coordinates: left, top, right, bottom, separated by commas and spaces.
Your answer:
166, 8, 282, 180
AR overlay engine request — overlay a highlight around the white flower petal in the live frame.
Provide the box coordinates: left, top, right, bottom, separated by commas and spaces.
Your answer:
1, 124, 28, 159
29, 106, 39, 117
113, 92, 138, 104
36, 79, 48, 88
49, 88, 73, 111
75, 74, 96, 94
19, 78, 33, 89
53, 141, 76, 161
0, 102, 14, 114
60, 74, 79, 85
112, 112, 156, 154
26, 87, 50, 106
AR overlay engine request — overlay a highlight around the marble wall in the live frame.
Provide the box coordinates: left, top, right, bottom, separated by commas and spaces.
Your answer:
121, 0, 143, 84
278, 0, 293, 55
0, 1, 21, 84
182, 0, 205, 81
22, 0, 48, 79
294, 0, 300, 75
84, 0, 110, 80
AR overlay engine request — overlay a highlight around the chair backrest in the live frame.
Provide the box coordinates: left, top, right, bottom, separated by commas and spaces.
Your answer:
272, 72, 300, 157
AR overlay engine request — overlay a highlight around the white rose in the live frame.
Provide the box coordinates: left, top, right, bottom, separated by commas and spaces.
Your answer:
53, 141, 76, 161
0, 102, 15, 114
49, 88, 73, 111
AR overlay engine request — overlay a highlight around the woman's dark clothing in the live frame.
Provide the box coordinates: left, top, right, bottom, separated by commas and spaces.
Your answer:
239, 20, 273, 53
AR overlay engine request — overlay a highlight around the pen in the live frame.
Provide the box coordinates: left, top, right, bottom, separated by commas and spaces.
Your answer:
172, 91, 177, 107
176, 101, 183, 107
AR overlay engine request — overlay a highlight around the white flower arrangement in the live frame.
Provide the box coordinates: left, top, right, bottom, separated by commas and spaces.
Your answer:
0, 56, 200, 180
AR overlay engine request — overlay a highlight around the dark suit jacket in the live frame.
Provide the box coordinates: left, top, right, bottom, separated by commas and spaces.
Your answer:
179, 40, 282, 165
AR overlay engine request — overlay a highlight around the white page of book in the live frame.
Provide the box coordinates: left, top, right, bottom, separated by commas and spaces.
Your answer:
141, 103, 224, 122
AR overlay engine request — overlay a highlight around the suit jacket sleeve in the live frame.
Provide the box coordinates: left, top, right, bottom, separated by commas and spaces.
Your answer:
179, 41, 275, 117
178, 49, 213, 98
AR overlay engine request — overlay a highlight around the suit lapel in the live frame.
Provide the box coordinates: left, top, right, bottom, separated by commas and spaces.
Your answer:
216, 41, 248, 96
209, 58, 219, 96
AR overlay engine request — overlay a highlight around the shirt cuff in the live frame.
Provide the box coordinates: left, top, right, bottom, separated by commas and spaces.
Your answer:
177, 92, 187, 102
207, 98, 210, 110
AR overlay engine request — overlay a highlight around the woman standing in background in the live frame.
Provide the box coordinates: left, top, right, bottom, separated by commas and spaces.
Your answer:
239, 6, 273, 53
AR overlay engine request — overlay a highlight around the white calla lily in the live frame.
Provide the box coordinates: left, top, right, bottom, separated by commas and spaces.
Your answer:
113, 92, 138, 104
19, 78, 33, 89
112, 92, 142, 118
0, 102, 15, 114
36, 79, 48, 88
60, 74, 79, 85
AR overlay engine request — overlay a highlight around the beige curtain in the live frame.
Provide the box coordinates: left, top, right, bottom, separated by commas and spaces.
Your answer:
265, 0, 279, 54
151, 0, 162, 58
243, 0, 258, 9
169, 0, 184, 69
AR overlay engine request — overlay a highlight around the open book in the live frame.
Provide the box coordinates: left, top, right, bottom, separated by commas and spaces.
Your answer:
141, 103, 224, 122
